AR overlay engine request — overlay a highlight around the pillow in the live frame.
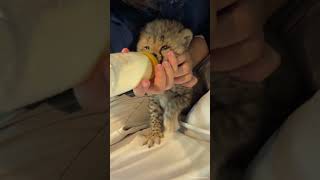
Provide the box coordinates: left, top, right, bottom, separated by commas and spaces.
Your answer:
0, 0, 107, 112
180, 90, 210, 141
247, 89, 320, 180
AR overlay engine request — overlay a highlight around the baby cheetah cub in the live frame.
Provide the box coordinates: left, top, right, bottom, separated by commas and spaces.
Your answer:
137, 19, 194, 148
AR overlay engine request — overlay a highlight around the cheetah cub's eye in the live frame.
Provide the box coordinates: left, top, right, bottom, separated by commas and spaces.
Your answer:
161, 45, 170, 50
144, 46, 150, 50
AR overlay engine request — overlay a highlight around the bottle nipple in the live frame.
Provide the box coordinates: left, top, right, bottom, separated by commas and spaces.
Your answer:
140, 51, 159, 79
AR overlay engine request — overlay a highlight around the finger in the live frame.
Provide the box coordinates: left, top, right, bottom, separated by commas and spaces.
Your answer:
133, 84, 145, 97
163, 61, 174, 90
175, 61, 192, 77
141, 80, 150, 91
217, 0, 237, 11
176, 53, 189, 65
215, 0, 262, 49
174, 73, 193, 85
121, 48, 129, 53
133, 80, 150, 97
213, 33, 264, 72
150, 64, 166, 91
181, 76, 198, 88
167, 51, 178, 73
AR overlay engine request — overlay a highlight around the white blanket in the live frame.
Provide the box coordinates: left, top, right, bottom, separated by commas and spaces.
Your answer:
110, 91, 210, 180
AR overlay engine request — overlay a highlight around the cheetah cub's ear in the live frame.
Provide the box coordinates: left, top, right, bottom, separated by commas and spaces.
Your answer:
180, 28, 193, 48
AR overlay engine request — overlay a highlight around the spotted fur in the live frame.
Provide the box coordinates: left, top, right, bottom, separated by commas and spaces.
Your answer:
137, 19, 193, 148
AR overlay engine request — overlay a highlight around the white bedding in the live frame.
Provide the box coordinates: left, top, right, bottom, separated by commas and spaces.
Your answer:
110, 91, 210, 180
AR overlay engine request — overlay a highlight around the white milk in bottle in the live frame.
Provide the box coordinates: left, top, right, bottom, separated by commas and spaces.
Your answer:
110, 52, 158, 97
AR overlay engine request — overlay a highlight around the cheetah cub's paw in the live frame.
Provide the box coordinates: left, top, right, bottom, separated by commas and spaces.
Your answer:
142, 131, 164, 148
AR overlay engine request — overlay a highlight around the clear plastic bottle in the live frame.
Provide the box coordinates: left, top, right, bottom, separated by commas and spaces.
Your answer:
110, 51, 158, 97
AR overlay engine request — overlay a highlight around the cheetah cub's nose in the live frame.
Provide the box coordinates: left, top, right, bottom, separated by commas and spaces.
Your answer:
152, 52, 158, 59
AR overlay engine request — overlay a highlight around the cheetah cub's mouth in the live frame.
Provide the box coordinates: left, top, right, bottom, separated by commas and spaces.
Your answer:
136, 19, 193, 64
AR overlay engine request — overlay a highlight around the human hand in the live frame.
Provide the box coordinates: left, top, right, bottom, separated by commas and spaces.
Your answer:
173, 51, 198, 88
121, 48, 197, 97
214, 0, 281, 82
73, 53, 108, 112
120, 48, 174, 96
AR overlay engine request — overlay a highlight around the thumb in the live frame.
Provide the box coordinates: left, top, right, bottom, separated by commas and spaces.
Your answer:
121, 48, 130, 53
133, 80, 150, 97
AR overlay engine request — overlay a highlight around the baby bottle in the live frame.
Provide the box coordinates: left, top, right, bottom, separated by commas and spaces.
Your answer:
110, 51, 158, 97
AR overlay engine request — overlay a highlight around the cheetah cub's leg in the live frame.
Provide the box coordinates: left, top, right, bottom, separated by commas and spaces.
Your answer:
163, 91, 192, 134
163, 102, 181, 133
142, 96, 164, 148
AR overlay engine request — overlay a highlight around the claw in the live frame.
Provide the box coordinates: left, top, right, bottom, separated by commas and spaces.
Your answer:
155, 137, 160, 144
142, 131, 164, 148
148, 140, 154, 148
142, 139, 148, 146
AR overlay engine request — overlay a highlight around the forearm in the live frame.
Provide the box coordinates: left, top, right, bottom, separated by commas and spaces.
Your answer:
189, 36, 209, 68
73, 54, 108, 112
73, 36, 209, 110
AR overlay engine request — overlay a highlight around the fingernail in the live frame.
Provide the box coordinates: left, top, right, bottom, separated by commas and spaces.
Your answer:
167, 51, 173, 57
157, 64, 162, 70
142, 80, 149, 88
121, 48, 129, 53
